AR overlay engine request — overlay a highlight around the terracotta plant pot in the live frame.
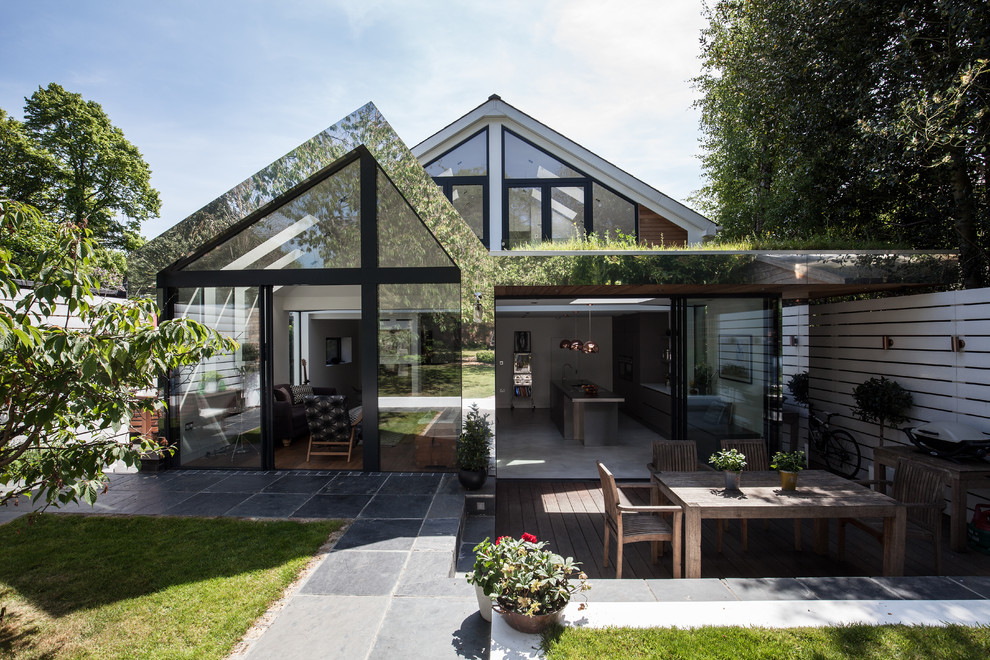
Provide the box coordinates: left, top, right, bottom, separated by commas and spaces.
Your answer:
779, 470, 799, 491
724, 470, 742, 491
495, 606, 564, 634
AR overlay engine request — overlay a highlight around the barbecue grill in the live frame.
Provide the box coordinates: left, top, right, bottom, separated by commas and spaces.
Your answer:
902, 421, 990, 461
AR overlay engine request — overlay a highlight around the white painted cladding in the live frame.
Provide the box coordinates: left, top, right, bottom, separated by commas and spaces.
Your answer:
783, 288, 990, 517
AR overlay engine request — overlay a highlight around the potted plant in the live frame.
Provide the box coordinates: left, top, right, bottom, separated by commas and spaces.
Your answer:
771, 450, 806, 490
709, 448, 747, 490
851, 376, 913, 447
467, 533, 589, 633
787, 371, 810, 407
456, 403, 492, 490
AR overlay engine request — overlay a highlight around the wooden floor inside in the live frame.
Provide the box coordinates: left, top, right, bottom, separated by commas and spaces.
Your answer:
495, 480, 990, 580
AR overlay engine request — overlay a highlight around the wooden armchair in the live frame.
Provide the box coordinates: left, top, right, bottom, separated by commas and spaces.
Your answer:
649, 440, 699, 473
597, 462, 682, 579
838, 458, 945, 575
304, 395, 359, 463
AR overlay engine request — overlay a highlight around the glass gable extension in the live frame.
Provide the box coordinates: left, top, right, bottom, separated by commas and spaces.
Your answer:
160, 148, 460, 473
426, 129, 489, 248
503, 129, 637, 248
183, 160, 361, 271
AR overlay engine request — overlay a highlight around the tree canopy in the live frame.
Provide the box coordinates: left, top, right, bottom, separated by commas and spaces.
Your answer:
0, 200, 236, 507
694, 0, 988, 287
0, 83, 160, 255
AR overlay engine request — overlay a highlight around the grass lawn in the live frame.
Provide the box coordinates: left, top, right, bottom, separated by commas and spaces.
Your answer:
379, 363, 494, 399
0, 514, 342, 660
542, 624, 990, 660
463, 363, 494, 399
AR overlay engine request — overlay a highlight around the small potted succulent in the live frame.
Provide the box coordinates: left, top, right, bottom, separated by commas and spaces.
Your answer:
771, 450, 806, 491
467, 533, 589, 633
709, 448, 747, 490
456, 403, 492, 490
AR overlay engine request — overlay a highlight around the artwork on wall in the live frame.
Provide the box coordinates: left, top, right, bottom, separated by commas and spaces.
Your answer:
326, 337, 342, 365
718, 334, 752, 383
514, 330, 531, 353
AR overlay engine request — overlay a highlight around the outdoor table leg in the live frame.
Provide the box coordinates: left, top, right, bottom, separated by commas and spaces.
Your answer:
949, 476, 968, 552
812, 519, 829, 555
882, 505, 907, 577
684, 507, 702, 579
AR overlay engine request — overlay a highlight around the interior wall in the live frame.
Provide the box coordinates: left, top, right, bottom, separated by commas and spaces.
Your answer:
308, 319, 361, 401
495, 314, 613, 408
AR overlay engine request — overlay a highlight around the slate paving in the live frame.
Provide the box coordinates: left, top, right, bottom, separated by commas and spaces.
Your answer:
4, 469, 990, 660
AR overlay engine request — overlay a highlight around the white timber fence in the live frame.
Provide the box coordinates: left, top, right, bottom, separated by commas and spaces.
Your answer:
783, 287, 990, 517
2, 287, 132, 451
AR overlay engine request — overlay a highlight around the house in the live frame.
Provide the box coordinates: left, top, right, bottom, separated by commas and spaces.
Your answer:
130, 97, 957, 477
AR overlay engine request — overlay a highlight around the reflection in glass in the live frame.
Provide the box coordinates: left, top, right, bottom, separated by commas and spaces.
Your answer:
592, 182, 635, 240
508, 187, 542, 247
684, 297, 772, 462
551, 186, 585, 242
504, 131, 583, 179
173, 287, 262, 468
378, 168, 455, 268
425, 130, 487, 177
451, 184, 485, 241
184, 160, 361, 271
378, 283, 461, 471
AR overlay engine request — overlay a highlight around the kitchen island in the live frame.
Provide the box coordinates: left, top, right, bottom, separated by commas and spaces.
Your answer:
550, 380, 625, 445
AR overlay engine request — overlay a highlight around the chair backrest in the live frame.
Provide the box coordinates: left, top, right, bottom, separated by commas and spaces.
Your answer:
720, 439, 770, 471
596, 462, 619, 524
652, 440, 698, 472
892, 458, 945, 531
304, 395, 349, 441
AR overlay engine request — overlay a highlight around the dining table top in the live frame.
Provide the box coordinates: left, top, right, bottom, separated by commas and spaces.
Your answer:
650, 470, 903, 518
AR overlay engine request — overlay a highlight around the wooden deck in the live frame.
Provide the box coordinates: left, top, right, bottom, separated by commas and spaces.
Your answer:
495, 480, 990, 580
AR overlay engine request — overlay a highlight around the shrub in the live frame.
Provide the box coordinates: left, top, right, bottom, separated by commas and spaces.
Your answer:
475, 350, 495, 364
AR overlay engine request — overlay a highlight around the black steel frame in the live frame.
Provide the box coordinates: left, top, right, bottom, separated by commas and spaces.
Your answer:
157, 148, 461, 472
500, 128, 639, 248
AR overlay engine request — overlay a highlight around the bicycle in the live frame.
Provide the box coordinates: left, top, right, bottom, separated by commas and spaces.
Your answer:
808, 407, 862, 478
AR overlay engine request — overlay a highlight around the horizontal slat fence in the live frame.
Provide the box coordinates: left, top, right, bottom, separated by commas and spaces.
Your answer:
784, 288, 990, 519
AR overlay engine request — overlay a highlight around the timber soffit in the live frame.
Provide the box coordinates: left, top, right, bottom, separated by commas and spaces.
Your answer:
410, 94, 717, 239
128, 102, 489, 296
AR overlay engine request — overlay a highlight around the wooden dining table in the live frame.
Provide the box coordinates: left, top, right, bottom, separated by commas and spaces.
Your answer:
650, 470, 907, 579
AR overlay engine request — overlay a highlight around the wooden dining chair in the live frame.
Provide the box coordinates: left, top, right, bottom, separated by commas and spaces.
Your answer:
649, 440, 699, 473
597, 462, 682, 579
837, 458, 945, 575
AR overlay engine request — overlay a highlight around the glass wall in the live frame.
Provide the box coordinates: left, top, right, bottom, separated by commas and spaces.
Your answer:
683, 297, 776, 461
183, 159, 361, 271
172, 286, 262, 468
378, 283, 461, 471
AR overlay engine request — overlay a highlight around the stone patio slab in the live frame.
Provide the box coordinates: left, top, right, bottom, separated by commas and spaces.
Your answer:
360, 494, 433, 519
290, 493, 371, 519
333, 518, 423, 551
369, 596, 488, 660
301, 550, 407, 596
225, 492, 312, 518
243, 595, 389, 660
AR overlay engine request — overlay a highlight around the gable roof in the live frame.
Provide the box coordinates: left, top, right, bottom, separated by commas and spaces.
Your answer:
129, 103, 488, 295
411, 95, 716, 242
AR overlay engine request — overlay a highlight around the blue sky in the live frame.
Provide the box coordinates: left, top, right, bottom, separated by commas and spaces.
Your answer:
1, 1, 708, 239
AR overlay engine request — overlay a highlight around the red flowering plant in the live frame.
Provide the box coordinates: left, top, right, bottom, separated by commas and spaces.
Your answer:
466, 533, 589, 616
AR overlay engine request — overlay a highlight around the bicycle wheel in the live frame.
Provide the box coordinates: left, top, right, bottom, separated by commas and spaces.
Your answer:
823, 429, 862, 479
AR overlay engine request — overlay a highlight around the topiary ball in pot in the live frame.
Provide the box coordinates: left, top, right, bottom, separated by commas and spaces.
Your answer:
457, 403, 492, 490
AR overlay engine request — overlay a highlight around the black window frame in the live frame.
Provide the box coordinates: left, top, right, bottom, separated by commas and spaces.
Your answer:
500, 127, 639, 249
425, 127, 490, 249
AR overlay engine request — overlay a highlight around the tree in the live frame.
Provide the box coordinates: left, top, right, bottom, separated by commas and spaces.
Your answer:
851, 376, 914, 447
695, 1, 988, 285
1, 83, 161, 252
0, 199, 237, 507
